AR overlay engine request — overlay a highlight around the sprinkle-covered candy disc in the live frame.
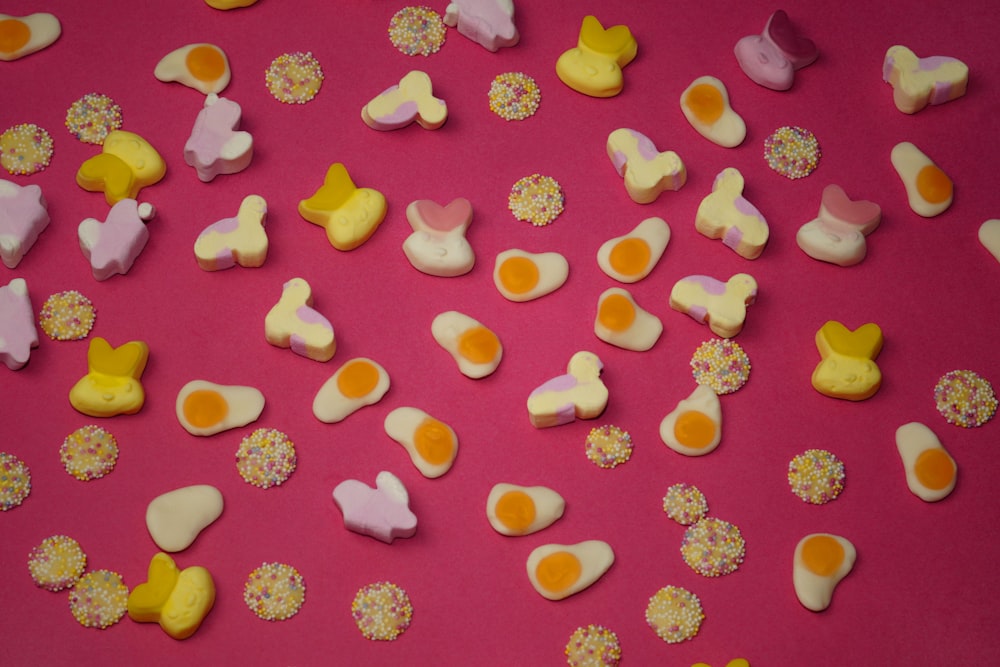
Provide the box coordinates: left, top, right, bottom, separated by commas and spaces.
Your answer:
352, 581, 413, 641
565, 623, 622, 666
509, 173, 564, 226
1, 451, 31, 511
244, 562, 306, 621
645, 585, 704, 644
662, 483, 708, 525
60, 425, 119, 481
0, 123, 54, 175
681, 517, 746, 577
265, 52, 324, 104
38, 290, 96, 341
65, 93, 123, 145
934, 369, 998, 428
585, 425, 633, 469
489, 72, 541, 121
388, 6, 446, 56
788, 449, 845, 504
236, 428, 297, 488
68, 569, 129, 629
764, 125, 820, 179
28, 535, 87, 591
691, 339, 751, 395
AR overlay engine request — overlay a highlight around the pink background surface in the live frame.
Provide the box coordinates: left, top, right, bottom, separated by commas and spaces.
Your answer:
3, 1, 999, 665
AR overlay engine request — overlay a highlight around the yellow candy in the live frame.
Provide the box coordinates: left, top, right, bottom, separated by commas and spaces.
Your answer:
76, 130, 165, 205
298, 163, 386, 251
811, 321, 883, 401
128, 552, 216, 640
68, 337, 149, 417
555, 15, 637, 98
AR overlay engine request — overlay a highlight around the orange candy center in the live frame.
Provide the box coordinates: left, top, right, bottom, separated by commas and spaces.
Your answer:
915, 448, 955, 490
608, 237, 650, 277
498, 256, 539, 294
414, 418, 455, 466
685, 83, 725, 125
915, 165, 952, 204
495, 490, 536, 532
673, 410, 716, 449
598, 293, 636, 332
457, 326, 500, 365
535, 551, 581, 594
185, 45, 227, 83
182, 390, 228, 429
336, 360, 379, 399
801, 535, 845, 576
0, 19, 30, 54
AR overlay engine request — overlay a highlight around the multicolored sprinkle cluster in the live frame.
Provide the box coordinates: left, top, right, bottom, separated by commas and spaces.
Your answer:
265, 52, 324, 104
933, 369, 997, 428
65, 93, 123, 144
645, 585, 704, 644
388, 6, 446, 56
788, 449, 846, 504
489, 72, 541, 121
236, 428, 297, 488
68, 569, 128, 629
0, 451, 31, 511
244, 562, 306, 621
584, 424, 633, 469
690, 339, 751, 395
60, 425, 119, 481
764, 125, 820, 179
0, 123, 54, 175
508, 173, 564, 226
680, 517, 746, 577
351, 581, 413, 641
662, 483, 709, 525
565, 623, 622, 666
27, 535, 87, 592
38, 290, 96, 341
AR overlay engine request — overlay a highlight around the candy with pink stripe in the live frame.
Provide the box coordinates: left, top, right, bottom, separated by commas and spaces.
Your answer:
883, 45, 968, 114
797, 185, 881, 266
669, 273, 757, 339
264, 277, 335, 362
194, 195, 268, 271
695, 168, 769, 260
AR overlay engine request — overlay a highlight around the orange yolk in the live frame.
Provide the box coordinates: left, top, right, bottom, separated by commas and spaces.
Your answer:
915, 165, 952, 204
0, 19, 30, 54
413, 418, 455, 466
685, 83, 725, 125
182, 390, 228, 429
673, 410, 716, 449
457, 326, 500, 365
495, 490, 536, 533
535, 551, 581, 594
185, 45, 227, 83
336, 360, 379, 399
498, 256, 539, 294
801, 535, 845, 577
608, 237, 650, 277
914, 448, 955, 490
598, 293, 636, 332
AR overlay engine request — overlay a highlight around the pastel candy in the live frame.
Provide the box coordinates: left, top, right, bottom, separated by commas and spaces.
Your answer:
606, 129, 686, 204
332, 471, 417, 543
384, 406, 459, 478
298, 163, 387, 251
0, 180, 49, 268
734, 10, 818, 91
492, 249, 569, 302
78, 199, 155, 280
680, 77, 747, 148
555, 15, 637, 98
883, 45, 968, 114
527, 351, 608, 429
696, 168, 769, 259
526, 540, 614, 601
184, 94, 253, 182
0, 13, 61, 61
486, 483, 565, 536
402, 198, 474, 277
443, 0, 519, 51
594, 287, 663, 352
0, 278, 38, 370
895, 422, 957, 502
264, 277, 336, 362
127, 552, 216, 640
596, 217, 671, 284
154, 43, 231, 95
431, 311, 502, 379
669, 273, 757, 339
69, 337, 150, 417
312, 358, 391, 423
659, 384, 723, 457
146, 484, 224, 552
793, 534, 856, 612
811, 321, 883, 401
362, 71, 448, 131
175, 380, 265, 436
796, 185, 881, 266
194, 194, 268, 270
76, 130, 166, 205
891, 142, 953, 218
979, 219, 1000, 263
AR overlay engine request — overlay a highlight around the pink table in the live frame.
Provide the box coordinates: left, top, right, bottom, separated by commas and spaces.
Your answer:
3, 2, 998, 665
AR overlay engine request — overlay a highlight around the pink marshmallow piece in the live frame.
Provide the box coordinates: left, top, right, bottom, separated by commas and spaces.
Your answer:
734, 10, 818, 91
78, 199, 155, 281
184, 94, 253, 182
0, 180, 50, 269
443, 0, 519, 52
0, 278, 39, 370
332, 471, 417, 543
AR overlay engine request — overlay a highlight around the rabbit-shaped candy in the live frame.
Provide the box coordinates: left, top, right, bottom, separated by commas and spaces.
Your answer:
402, 198, 474, 277
69, 337, 150, 416
811, 321, 883, 401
